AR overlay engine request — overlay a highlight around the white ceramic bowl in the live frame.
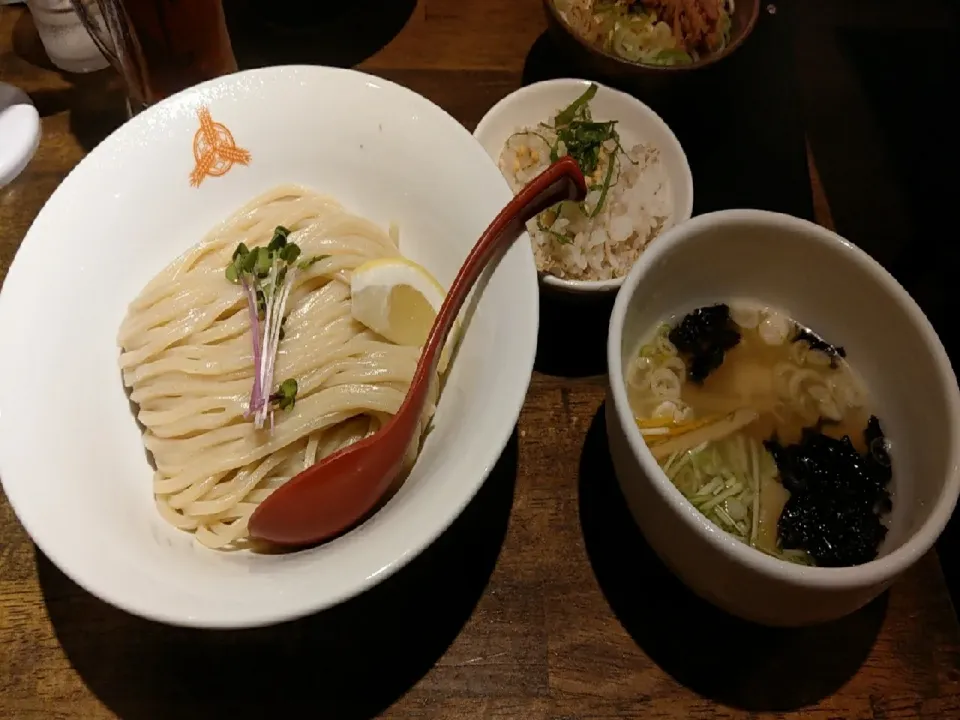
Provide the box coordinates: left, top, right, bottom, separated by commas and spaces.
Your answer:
0, 82, 40, 187
474, 79, 693, 294
0, 66, 538, 628
607, 210, 960, 627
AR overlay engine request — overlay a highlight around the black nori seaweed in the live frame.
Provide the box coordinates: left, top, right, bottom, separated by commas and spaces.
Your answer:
765, 416, 893, 567
793, 326, 847, 368
668, 304, 741, 383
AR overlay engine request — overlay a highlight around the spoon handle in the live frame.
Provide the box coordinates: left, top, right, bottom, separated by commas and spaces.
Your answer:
410, 155, 587, 395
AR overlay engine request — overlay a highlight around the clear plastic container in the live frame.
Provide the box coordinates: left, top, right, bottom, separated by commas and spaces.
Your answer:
26, 0, 109, 73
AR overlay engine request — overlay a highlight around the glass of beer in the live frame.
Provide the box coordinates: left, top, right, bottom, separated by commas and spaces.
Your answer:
69, 0, 237, 115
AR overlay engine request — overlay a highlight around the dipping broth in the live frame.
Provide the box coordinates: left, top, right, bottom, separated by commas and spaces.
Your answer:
626, 301, 894, 567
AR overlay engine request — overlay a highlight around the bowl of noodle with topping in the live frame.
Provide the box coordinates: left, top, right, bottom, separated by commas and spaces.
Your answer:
544, 0, 760, 80
0, 66, 538, 628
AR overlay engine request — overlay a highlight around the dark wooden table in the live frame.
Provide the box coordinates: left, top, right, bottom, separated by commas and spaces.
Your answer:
2, 2, 959, 718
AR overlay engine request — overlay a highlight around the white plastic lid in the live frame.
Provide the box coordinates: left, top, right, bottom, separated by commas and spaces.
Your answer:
0, 82, 41, 187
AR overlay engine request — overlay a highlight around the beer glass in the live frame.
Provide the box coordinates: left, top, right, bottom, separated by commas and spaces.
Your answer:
70, 0, 237, 114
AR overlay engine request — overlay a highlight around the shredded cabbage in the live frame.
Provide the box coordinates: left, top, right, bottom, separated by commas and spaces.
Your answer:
663, 433, 814, 565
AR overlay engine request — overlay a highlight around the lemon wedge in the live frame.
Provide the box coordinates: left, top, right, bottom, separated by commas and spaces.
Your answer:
350, 257, 459, 373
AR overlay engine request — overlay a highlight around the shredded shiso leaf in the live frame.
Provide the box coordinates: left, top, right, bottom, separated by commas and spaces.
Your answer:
507, 83, 635, 227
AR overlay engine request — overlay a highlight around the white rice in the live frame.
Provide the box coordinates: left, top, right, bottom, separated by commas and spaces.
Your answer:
497, 120, 674, 282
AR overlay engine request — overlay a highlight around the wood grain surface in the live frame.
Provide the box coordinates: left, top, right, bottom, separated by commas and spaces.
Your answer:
1, 2, 958, 718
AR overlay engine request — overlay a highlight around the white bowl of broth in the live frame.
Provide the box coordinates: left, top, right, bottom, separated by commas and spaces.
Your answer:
606, 209, 960, 627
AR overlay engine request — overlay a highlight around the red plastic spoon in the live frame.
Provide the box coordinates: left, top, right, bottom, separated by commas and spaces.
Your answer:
247, 156, 587, 547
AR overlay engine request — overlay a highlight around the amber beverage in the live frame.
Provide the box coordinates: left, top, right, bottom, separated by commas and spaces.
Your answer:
70, 0, 237, 112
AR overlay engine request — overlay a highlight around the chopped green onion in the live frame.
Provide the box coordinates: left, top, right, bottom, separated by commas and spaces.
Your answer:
651, 48, 693, 66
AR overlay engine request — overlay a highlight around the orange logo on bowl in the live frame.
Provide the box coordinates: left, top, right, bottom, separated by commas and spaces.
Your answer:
189, 107, 251, 187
